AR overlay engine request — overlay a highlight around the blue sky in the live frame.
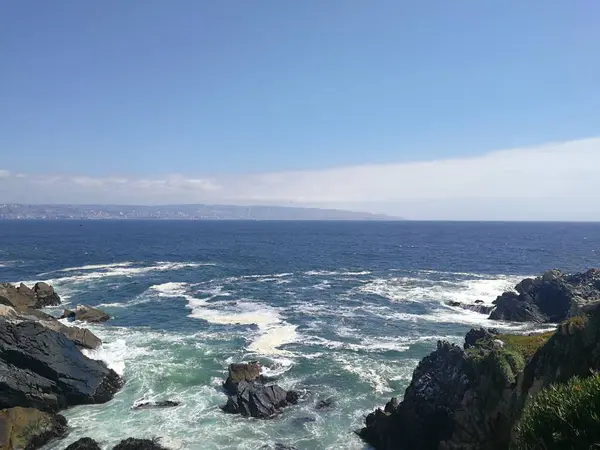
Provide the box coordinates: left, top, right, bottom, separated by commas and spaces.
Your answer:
1, 1, 599, 219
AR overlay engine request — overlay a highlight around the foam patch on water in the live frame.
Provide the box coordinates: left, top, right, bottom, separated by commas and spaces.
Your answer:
39, 262, 135, 275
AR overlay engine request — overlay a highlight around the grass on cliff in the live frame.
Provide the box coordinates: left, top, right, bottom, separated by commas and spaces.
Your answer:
514, 373, 600, 450
497, 331, 554, 359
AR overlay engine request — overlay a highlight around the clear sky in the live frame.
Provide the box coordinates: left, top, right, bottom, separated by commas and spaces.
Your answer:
1, 1, 599, 219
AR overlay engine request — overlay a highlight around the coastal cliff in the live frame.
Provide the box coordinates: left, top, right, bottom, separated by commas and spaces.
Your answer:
359, 269, 600, 450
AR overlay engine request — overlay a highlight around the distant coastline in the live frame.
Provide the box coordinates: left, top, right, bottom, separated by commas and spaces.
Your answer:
0, 203, 401, 221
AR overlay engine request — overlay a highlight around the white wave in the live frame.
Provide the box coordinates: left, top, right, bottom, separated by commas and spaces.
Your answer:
305, 270, 371, 276
39, 261, 209, 286
97, 302, 127, 308
39, 262, 135, 275
82, 338, 135, 376
359, 274, 524, 305
249, 323, 298, 356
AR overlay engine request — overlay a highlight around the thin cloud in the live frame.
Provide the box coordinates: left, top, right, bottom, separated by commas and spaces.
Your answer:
1, 137, 599, 220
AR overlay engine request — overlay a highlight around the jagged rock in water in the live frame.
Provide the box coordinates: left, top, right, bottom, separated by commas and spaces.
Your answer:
222, 362, 299, 419
112, 438, 169, 450
133, 400, 180, 409
446, 301, 494, 315
489, 269, 600, 323
0, 318, 123, 412
260, 444, 298, 450
61, 305, 110, 323
0, 407, 67, 450
65, 437, 102, 450
315, 396, 336, 410
0, 304, 101, 349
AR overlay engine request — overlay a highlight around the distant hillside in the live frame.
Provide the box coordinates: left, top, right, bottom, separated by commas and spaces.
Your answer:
0, 204, 400, 221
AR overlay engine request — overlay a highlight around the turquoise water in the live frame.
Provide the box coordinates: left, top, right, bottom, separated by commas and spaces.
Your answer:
1, 221, 598, 449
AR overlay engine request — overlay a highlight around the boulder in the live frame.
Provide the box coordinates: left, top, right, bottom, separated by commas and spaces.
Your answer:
489, 269, 600, 323
133, 400, 180, 410
61, 305, 110, 323
0, 318, 123, 412
65, 438, 102, 450
112, 438, 169, 450
223, 361, 262, 393
0, 304, 101, 349
0, 407, 67, 450
222, 362, 299, 419
0, 282, 61, 309
33, 282, 61, 307
464, 327, 493, 350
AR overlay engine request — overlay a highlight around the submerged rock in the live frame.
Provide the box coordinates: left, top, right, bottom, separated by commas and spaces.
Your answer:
0, 407, 67, 450
222, 362, 299, 419
0, 318, 123, 412
0, 282, 61, 309
489, 268, 600, 323
445, 301, 494, 315
61, 305, 110, 323
65, 437, 102, 450
315, 396, 336, 410
133, 400, 181, 409
112, 438, 169, 450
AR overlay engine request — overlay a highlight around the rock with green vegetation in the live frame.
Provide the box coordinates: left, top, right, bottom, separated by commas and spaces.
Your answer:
514, 374, 600, 450
0, 407, 67, 450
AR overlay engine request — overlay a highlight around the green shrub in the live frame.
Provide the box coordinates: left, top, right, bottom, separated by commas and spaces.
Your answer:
490, 347, 525, 386
514, 373, 600, 450
498, 331, 554, 359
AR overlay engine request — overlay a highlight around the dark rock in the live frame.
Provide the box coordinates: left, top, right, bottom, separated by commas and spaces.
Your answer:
112, 438, 168, 450
445, 301, 494, 315
61, 305, 110, 323
133, 400, 180, 410
222, 362, 298, 419
0, 407, 67, 450
474, 299, 484, 304
0, 318, 123, 412
464, 327, 493, 350
0, 304, 101, 349
223, 361, 262, 394
66, 437, 102, 450
292, 416, 316, 425
489, 269, 600, 323
384, 397, 399, 413
33, 282, 61, 307
315, 396, 336, 410
359, 342, 470, 450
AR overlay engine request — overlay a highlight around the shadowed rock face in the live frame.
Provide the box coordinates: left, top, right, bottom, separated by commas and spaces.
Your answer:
112, 438, 169, 450
222, 362, 299, 419
489, 269, 600, 323
65, 437, 103, 450
0, 407, 67, 450
0, 318, 123, 412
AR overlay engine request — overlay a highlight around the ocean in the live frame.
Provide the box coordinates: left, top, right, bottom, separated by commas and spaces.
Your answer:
1, 220, 599, 450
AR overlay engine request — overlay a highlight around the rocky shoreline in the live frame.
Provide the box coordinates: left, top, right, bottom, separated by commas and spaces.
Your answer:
2, 268, 600, 449
359, 268, 600, 449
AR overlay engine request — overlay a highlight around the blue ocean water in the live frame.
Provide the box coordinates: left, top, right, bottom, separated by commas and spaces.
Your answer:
1, 220, 599, 449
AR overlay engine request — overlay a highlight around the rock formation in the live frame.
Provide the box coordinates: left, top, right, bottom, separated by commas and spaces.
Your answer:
0, 304, 101, 349
65, 437, 103, 450
359, 280, 600, 449
0, 406, 67, 450
133, 400, 181, 409
222, 362, 299, 419
489, 268, 600, 322
0, 281, 61, 309
61, 304, 111, 323
0, 318, 123, 412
